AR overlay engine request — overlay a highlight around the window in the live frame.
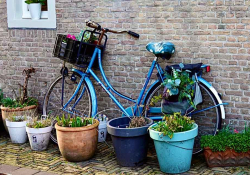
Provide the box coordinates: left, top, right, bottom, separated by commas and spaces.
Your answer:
7, 0, 56, 29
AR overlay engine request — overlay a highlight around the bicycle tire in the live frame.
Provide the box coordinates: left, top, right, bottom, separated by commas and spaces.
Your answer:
144, 81, 222, 154
43, 71, 92, 144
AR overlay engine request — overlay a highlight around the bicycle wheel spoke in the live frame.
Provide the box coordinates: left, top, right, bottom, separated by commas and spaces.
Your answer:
43, 71, 92, 144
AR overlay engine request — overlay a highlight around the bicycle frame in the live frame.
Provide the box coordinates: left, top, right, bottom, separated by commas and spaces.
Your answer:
62, 46, 226, 120
62, 47, 164, 117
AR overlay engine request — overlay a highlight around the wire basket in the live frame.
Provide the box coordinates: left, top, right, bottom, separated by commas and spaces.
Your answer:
53, 30, 107, 69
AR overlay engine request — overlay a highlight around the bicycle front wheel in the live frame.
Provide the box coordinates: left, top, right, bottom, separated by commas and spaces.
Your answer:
43, 71, 92, 143
144, 81, 222, 154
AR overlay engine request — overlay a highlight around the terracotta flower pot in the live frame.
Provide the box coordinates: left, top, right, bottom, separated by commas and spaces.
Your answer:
204, 147, 250, 167
1, 105, 38, 133
55, 119, 99, 162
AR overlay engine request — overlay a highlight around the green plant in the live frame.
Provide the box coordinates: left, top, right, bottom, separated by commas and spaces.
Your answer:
2, 97, 37, 108
7, 115, 27, 122
201, 124, 250, 153
150, 63, 196, 108
0, 89, 3, 106
56, 114, 95, 127
1, 67, 38, 109
25, 0, 46, 5
76, 30, 98, 43
26, 116, 52, 128
149, 112, 195, 139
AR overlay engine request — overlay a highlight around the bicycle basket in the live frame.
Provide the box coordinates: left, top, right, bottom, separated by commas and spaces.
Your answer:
53, 30, 107, 69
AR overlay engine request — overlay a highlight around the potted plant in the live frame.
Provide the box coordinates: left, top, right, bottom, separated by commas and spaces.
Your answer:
107, 108, 153, 167
26, 115, 52, 151
148, 112, 198, 174
201, 124, 250, 167
149, 63, 201, 116
76, 30, 98, 44
55, 115, 99, 162
1, 67, 38, 133
25, 0, 46, 20
6, 115, 27, 143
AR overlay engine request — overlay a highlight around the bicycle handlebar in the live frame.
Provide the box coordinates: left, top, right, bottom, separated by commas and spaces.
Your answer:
85, 19, 140, 39
127, 31, 140, 38
85, 20, 102, 30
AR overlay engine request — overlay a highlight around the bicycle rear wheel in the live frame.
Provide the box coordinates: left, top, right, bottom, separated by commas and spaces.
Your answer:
43, 71, 92, 143
144, 81, 222, 154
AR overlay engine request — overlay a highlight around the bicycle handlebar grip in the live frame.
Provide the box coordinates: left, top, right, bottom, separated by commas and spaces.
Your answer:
85, 20, 101, 30
128, 31, 140, 38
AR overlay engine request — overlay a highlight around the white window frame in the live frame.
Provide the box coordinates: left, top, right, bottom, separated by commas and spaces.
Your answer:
7, 0, 56, 29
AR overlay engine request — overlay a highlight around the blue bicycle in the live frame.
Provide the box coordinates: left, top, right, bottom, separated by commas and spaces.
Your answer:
43, 20, 226, 154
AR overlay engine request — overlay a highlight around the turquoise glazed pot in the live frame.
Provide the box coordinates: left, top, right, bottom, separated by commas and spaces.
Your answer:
149, 123, 198, 174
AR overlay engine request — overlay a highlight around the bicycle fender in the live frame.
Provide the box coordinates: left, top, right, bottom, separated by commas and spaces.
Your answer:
84, 77, 98, 117
72, 68, 97, 118
142, 80, 161, 105
198, 77, 225, 119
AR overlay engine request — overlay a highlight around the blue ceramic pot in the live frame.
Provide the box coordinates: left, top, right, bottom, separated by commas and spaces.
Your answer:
149, 123, 198, 174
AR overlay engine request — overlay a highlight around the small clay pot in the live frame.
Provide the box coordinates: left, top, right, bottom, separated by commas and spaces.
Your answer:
55, 119, 99, 162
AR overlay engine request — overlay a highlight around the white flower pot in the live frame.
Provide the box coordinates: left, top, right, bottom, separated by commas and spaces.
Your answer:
6, 120, 27, 144
29, 3, 41, 20
26, 126, 52, 151
98, 121, 107, 142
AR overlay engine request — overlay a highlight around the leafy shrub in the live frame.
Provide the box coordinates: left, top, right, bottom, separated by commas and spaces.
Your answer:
56, 114, 95, 127
201, 125, 250, 153
150, 112, 195, 139
149, 63, 196, 108
1, 97, 37, 108
162, 63, 195, 107
26, 116, 52, 128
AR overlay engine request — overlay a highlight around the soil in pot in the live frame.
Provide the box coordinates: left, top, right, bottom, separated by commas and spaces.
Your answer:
6, 120, 27, 144
1, 105, 37, 133
55, 119, 99, 162
26, 126, 52, 151
107, 117, 153, 167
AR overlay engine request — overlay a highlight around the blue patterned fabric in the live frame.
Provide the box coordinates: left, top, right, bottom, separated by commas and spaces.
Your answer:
146, 42, 175, 55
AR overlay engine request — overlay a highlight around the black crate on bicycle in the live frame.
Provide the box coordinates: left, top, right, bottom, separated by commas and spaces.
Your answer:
53, 30, 107, 68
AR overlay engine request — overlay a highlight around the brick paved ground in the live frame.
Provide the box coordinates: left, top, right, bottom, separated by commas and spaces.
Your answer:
0, 131, 250, 175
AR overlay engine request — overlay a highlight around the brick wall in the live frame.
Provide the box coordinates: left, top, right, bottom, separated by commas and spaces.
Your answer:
0, 0, 250, 129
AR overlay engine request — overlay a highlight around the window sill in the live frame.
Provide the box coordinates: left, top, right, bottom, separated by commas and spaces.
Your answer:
8, 18, 56, 29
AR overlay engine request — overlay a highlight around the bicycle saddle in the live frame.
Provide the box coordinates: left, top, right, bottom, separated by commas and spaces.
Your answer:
146, 42, 175, 60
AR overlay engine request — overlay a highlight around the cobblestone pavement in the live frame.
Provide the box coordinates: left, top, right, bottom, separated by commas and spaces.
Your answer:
0, 132, 249, 175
